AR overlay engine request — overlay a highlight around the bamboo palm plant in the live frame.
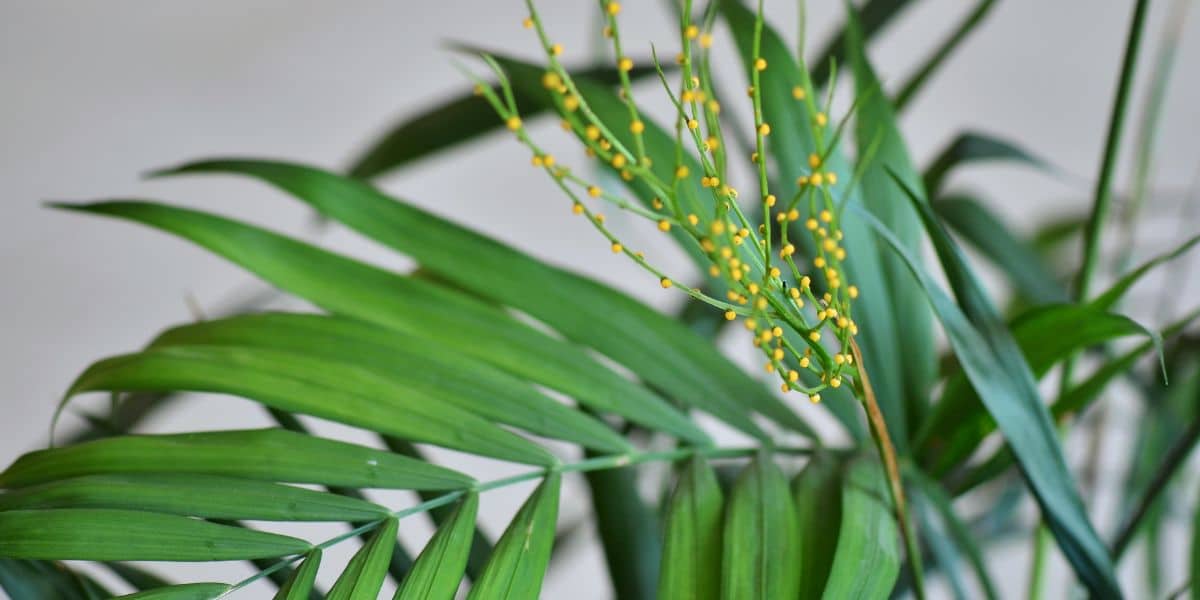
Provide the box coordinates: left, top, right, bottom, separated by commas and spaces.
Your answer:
1, 0, 1196, 598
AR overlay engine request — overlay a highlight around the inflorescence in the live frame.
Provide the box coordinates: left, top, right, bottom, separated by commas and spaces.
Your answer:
471, 0, 861, 404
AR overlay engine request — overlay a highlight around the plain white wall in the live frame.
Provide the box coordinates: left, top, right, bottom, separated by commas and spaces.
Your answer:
2, 1, 1198, 597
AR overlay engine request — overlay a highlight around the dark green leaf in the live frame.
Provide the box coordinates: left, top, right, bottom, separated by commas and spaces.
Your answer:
659, 456, 723, 600
327, 518, 398, 600
820, 459, 899, 599
584, 450, 660, 600
60, 344, 553, 466
933, 194, 1067, 303
720, 455, 799, 599
54, 200, 711, 445
394, 493, 478, 600
0, 428, 470, 491
346, 64, 660, 179
0, 560, 113, 600
0, 474, 387, 522
924, 131, 1050, 196
466, 474, 560, 599
862, 172, 1121, 597
791, 452, 842, 599
115, 583, 231, 600
152, 313, 630, 453
274, 549, 322, 600
0, 508, 309, 561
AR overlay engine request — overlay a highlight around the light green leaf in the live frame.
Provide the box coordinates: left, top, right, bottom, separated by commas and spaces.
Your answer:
467, 474, 560, 600
863, 172, 1121, 596
151, 313, 630, 453
394, 493, 478, 600
60, 344, 553, 466
327, 518, 399, 600
274, 549, 322, 600
932, 194, 1066, 304
721, 0, 910, 446
820, 459, 899, 599
659, 456, 723, 600
792, 452, 842, 599
0, 474, 386, 522
720, 454, 799, 600
53, 201, 712, 445
0, 428, 470, 491
116, 583, 231, 600
845, 3, 937, 436
0, 508, 310, 561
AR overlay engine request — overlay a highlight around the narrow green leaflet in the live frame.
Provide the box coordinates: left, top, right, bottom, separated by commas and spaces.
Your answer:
584, 453, 660, 600
151, 313, 631, 453
861, 173, 1121, 597
659, 456, 723, 600
116, 584, 231, 600
327, 518, 399, 600
845, 4, 937, 433
933, 194, 1066, 303
394, 493, 478, 600
153, 157, 800, 440
0, 474, 386, 522
1091, 233, 1200, 311
792, 452, 843, 599
53, 201, 717, 444
820, 459, 899, 599
924, 131, 1050, 196
58, 345, 552, 466
918, 303, 1160, 475
466, 474, 560, 600
346, 65, 659, 179
0, 428, 471, 491
722, 0, 910, 446
0, 508, 309, 561
720, 455, 799, 600
274, 549, 322, 600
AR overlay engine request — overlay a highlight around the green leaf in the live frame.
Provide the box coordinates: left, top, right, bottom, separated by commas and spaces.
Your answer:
115, 583, 231, 600
274, 549, 322, 600
0, 508, 310, 561
327, 518, 399, 600
820, 459, 899, 599
54, 200, 712, 445
721, 0, 911, 446
154, 159, 798, 442
467, 474, 560, 599
1091, 233, 1200, 311
394, 493, 478, 600
0, 560, 113, 600
720, 454, 799, 600
151, 313, 630, 453
346, 64, 660, 179
659, 456, 723, 600
862, 173, 1121, 597
932, 194, 1067, 304
584, 450, 660, 600
0, 428, 471, 491
845, 3, 938, 437
791, 452, 842, 599
0, 474, 387, 522
918, 303, 1160, 475
60, 344, 553, 466
924, 131, 1050, 196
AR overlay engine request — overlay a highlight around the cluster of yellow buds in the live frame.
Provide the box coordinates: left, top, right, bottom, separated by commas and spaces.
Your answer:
472, 0, 861, 403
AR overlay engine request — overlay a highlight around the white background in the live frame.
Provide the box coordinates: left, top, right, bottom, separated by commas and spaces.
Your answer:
2, 1, 1199, 597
